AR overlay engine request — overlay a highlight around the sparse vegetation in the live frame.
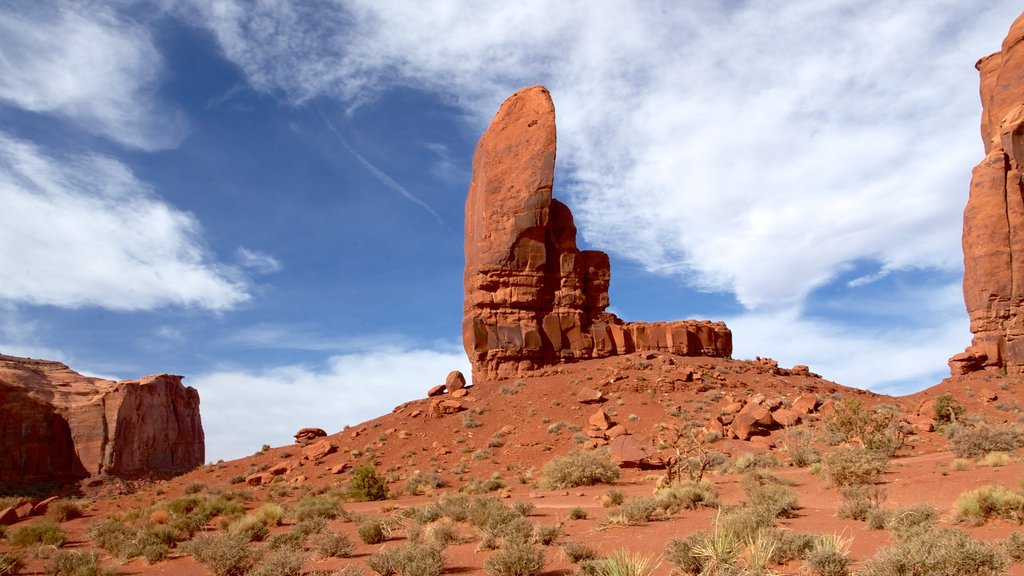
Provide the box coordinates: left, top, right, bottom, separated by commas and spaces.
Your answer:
946, 423, 1023, 458
0, 552, 21, 576
655, 479, 719, 514
349, 465, 390, 501
8, 520, 66, 547
483, 539, 546, 576
182, 532, 258, 576
311, 531, 354, 559
591, 550, 661, 576
606, 497, 659, 526
933, 392, 966, 426
45, 550, 116, 576
823, 399, 905, 456
45, 500, 84, 523
249, 548, 307, 576
405, 472, 447, 495
820, 447, 888, 486
568, 507, 588, 520
954, 484, 1024, 525
858, 527, 1006, 576
369, 543, 444, 576
539, 450, 620, 489
562, 541, 598, 563
357, 516, 391, 544
836, 485, 887, 521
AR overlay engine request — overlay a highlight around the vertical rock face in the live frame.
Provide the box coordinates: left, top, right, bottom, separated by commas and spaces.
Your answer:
954, 13, 1024, 375
463, 86, 732, 381
0, 354, 204, 487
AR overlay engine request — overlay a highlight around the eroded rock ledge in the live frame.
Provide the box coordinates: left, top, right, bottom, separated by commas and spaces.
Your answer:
463, 86, 731, 381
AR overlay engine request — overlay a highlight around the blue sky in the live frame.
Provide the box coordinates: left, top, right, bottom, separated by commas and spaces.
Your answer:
1, 1, 1021, 462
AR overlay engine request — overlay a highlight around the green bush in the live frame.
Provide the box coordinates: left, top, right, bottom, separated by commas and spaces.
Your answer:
483, 539, 546, 576
9, 520, 66, 547
858, 528, 1006, 576
568, 507, 588, 520
44, 551, 115, 576
820, 448, 888, 487
946, 423, 1023, 458
933, 393, 965, 425
539, 450, 620, 489
349, 465, 390, 502
290, 493, 346, 521
955, 484, 1024, 525
182, 532, 258, 576
45, 500, 84, 523
823, 399, 905, 456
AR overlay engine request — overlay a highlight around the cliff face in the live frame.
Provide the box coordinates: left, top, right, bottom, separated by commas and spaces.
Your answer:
0, 354, 204, 487
463, 86, 731, 381
953, 13, 1024, 375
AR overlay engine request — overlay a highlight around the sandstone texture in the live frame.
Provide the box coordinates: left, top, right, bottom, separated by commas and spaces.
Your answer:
955, 13, 1024, 375
0, 354, 204, 487
463, 86, 731, 381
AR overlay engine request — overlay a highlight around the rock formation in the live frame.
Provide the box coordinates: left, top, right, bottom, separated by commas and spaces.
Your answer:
463, 86, 732, 381
953, 12, 1024, 375
0, 354, 204, 487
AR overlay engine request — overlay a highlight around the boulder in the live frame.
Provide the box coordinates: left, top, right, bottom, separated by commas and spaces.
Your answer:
302, 439, 335, 461
606, 424, 629, 439
462, 86, 732, 381
451, 388, 469, 398
608, 436, 654, 467
0, 507, 18, 526
771, 408, 801, 427
294, 428, 327, 444
430, 399, 465, 417
0, 354, 204, 487
15, 502, 33, 519
791, 395, 818, 414
427, 384, 446, 397
577, 387, 604, 403
445, 371, 467, 392
588, 408, 612, 430
31, 496, 59, 517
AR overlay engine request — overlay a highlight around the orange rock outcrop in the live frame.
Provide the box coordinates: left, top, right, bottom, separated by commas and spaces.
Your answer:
462, 86, 731, 381
0, 354, 204, 487
953, 13, 1024, 375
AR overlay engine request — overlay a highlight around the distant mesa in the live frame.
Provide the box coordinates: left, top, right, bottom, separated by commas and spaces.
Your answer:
462, 85, 731, 381
953, 12, 1024, 376
0, 354, 204, 489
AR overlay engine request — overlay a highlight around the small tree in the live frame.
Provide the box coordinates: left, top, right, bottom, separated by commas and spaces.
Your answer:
658, 424, 714, 482
933, 393, 965, 426
349, 465, 389, 502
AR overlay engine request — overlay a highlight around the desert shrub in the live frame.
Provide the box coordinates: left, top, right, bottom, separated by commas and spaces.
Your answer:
884, 504, 939, 538
349, 465, 390, 502
820, 448, 888, 486
462, 475, 506, 494
606, 497, 659, 526
980, 451, 1013, 467
769, 530, 817, 564
405, 503, 443, 524
664, 533, 704, 575
484, 539, 546, 576
603, 489, 625, 507
0, 552, 21, 576
183, 532, 259, 576
268, 531, 305, 551
858, 527, 1006, 576
823, 399, 905, 456
437, 494, 470, 522
539, 450, 620, 489
1005, 532, 1024, 562
568, 507, 588, 520
802, 533, 851, 576
467, 496, 517, 530
9, 520, 66, 547
44, 550, 115, 576
836, 485, 887, 521
405, 472, 447, 496
533, 524, 563, 545
368, 543, 443, 576
512, 501, 536, 517
955, 484, 1024, 525
742, 473, 799, 519
166, 493, 246, 536
425, 520, 461, 547
357, 516, 390, 544
290, 493, 346, 521
184, 482, 207, 495
293, 516, 327, 538
462, 413, 482, 429
779, 428, 820, 467
592, 550, 661, 576
562, 541, 598, 563
682, 526, 741, 575
723, 452, 781, 474
309, 531, 353, 559
227, 514, 269, 542
655, 479, 718, 514
87, 519, 141, 559
45, 501, 84, 523
946, 423, 1023, 458
933, 392, 966, 425
249, 548, 307, 576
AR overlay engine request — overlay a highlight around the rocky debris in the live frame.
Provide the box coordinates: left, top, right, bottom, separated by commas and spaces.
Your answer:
294, 428, 327, 444
427, 384, 446, 397
577, 387, 604, 403
451, 388, 469, 398
609, 436, 657, 468
31, 496, 58, 517
430, 399, 465, 417
462, 85, 732, 381
330, 463, 350, 475
791, 395, 819, 414
246, 473, 272, 486
954, 12, 1024, 375
981, 388, 998, 402
0, 354, 204, 487
771, 408, 802, 427
301, 439, 335, 461
268, 464, 289, 476
588, 408, 612, 430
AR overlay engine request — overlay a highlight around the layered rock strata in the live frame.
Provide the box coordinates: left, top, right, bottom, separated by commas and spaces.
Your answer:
953, 12, 1024, 375
0, 354, 204, 487
463, 86, 731, 381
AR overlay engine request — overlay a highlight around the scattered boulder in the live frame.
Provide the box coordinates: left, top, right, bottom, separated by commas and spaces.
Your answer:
609, 436, 655, 467
31, 496, 59, 517
791, 395, 818, 414
0, 507, 18, 525
588, 409, 612, 430
330, 463, 350, 474
301, 439, 335, 461
577, 387, 604, 403
771, 408, 801, 427
427, 384, 446, 397
294, 427, 327, 444
445, 371, 467, 392
451, 388, 469, 398
980, 388, 998, 402
430, 399, 465, 417
606, 424, 629, 439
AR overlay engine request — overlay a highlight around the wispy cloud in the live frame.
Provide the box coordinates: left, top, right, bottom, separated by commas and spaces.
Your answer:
0, 2, 187, 150
0, 131, 250, 311
237, 247, 282, 274
192, 344, 471, 461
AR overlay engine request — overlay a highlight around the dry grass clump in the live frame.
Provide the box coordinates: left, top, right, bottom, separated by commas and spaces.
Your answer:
182, 532, 258, 576
44, 550, 116, 576
802, 533, 852, 576
954, 484, 1024, 525
1004, 532, 1024, 562
562, 541, 598, 563
8, 520, 66, 547
568, 507, 588, 520
820, 447, 888, 487
979, 451, 1013, 467
45, 500, 85, 523
655, 479, 719, 514
823, 399, 906, 456
836, 485, 887, 522
368, 543, 444, 576
606, 497, 659, 526
249, 548, 307, 576
483, 539, 546, 576
539, 450, 620, 489
311, 531, 354, 559
741, 472, 799, 519
532, 524, 563, 545
405, 472, 447, 496
779, 428, 820, 467
0, 552, 21, 576
357, 515, 391, 544
946, 423, 1023, 458
858, 527, 1006, 576
590, 550, 661, 576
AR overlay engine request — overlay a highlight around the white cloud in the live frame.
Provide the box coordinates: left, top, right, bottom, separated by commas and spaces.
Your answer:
191, 344, 471, 461
0, 2, 187, 150
0, 131, 250, 311
237, 247, 282, 274
0, 304, 65, 361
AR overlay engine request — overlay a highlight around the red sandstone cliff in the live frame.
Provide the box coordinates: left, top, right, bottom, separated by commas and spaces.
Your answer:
463, 86, 731, 381
953, 13, 1024, 375
0, 354, 204, 487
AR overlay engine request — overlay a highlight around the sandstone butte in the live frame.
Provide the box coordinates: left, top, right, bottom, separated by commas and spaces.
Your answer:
952, 11, 1024, 376
462, 85, 731, 381
0, 354, 204, 488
